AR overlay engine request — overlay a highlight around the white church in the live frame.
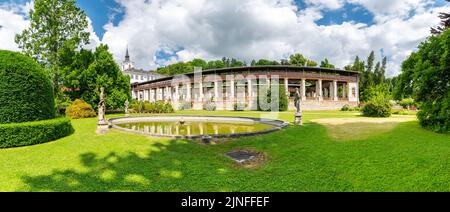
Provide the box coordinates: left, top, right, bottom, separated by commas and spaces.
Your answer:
121, 48, 164, 84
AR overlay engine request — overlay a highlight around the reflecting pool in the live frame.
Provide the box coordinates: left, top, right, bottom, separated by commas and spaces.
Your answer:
117, 121, 274, 136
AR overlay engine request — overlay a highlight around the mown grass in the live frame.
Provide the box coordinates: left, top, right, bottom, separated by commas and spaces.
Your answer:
0, 110, 448, 191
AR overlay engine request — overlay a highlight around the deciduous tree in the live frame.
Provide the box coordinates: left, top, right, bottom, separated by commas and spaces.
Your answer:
15, 0, 90, 89
288, 53, 317, 67
319, 58, 335, 68
395, 30, 450, 133
62, 44, 131, 110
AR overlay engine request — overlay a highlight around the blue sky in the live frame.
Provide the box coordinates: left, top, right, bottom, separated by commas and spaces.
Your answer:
1, 0, 449, 76
76, 0, 449, 39
315, 3, 374, 26
79, 0, 379, 39
76, 0, 124, 38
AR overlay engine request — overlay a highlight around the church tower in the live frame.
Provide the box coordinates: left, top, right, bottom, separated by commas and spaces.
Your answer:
121, 46, 134, 71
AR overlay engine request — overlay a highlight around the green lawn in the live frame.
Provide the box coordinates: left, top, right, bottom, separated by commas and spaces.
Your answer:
0, 110, 448, 191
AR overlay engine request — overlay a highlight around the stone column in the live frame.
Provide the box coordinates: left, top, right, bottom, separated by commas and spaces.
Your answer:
159, 88, 163, 101
230, 78, 235, 108
301, 79, 306, 100
163, 87, 166, 101
175, 85, 179, 103
343, 83, 347, 99
199, 81, 204, 103
152, 89, 156, 102
284, 78, 289, 95
187, 83, 191, 101
164, 87, 167, 101
149, 89, 152, 102
166, 87, 169, 100
318, 79, 323, 101
166, 86, 170, 101
356, 81, 359, 103
348, 83, 352, 101
333, 80, 338, 101
214, 80, 219, 101
247, 78, 253, 110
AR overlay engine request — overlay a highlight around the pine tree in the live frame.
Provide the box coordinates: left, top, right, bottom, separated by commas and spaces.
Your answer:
374, 62, 381, 85
365, 51, 375, 87
380, 57, 387, 84
366, 51, 375, 72
431, 0, 450, 34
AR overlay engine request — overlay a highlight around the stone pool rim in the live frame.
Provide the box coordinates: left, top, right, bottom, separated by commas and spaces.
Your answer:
108, 115, 289, 139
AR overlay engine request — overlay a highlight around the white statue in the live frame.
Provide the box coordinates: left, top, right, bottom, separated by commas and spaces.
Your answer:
124, 99, 130, 117
294, 88, 303, 125
97, 87, 108, 134
98, 87, 106, 124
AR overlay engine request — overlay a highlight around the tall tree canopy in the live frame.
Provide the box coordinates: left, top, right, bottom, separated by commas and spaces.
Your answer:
15, 0, 89, 76
156, 58, 246, 76
395, 30, 450, 133
252, 59, 280, 66
15, 0, 90, 110
320, 58, 335, 68
345, 52, 389, 102
288, 53, 317, 67
61, 44, 131, 110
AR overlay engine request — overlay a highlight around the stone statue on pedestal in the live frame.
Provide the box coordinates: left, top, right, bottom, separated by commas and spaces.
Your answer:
97, 87, 109, 134
294, 88, 303, 125
124, 99, 130, 117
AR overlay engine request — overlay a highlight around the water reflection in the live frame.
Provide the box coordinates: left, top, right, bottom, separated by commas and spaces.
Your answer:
117, 121, 273, 136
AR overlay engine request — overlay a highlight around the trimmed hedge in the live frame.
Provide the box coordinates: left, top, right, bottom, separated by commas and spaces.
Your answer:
0, 50, 55, 124
65, 99, 97, 119
0, 118, 74, 148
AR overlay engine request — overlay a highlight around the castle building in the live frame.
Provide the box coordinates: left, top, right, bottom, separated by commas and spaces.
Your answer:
131, 66, 360, 111
121, 47, 164, 84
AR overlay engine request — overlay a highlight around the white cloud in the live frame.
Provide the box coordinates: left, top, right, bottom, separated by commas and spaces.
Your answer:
102, 0, 447, 76
1, 0, 448, 77
0, 1, 100, 52
304, 0, 345, 10
83, 17, 101, 50
0, 2, 31, 51
348, 0, 435, 22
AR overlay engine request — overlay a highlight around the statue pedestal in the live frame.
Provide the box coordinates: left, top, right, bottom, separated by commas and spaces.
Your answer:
294, 112, 303, 126
96, 120, 109, 134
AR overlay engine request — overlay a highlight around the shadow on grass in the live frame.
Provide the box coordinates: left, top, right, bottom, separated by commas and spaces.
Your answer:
20, 139, 215, 192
